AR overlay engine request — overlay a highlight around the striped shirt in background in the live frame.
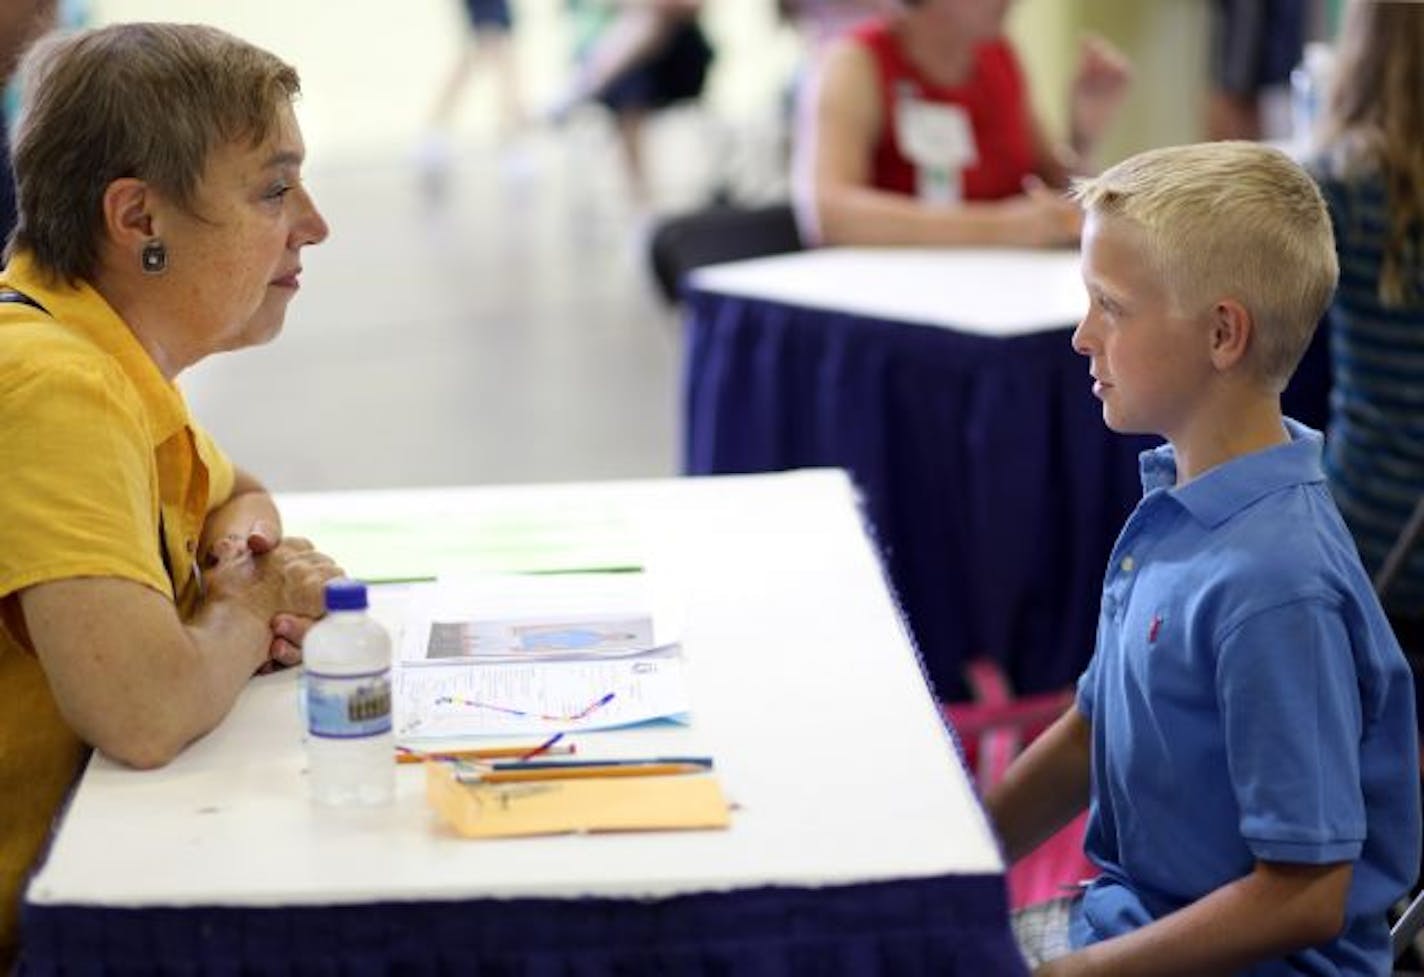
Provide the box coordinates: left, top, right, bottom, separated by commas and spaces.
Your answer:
1311, 165, 1424, 617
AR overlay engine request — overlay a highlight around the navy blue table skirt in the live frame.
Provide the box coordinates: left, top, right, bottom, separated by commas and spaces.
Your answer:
683, 289, 1330, 701
20, 875, 1026, 976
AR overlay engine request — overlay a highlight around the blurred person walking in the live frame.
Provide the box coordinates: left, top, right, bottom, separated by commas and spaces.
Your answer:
417, 0, 528, 192
552, 0, 713, 210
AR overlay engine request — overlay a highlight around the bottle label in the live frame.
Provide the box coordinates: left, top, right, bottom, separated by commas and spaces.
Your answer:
305, 668, 392, 739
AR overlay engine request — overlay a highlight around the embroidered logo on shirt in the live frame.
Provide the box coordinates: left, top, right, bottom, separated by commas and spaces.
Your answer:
1148, 614, 1162, 644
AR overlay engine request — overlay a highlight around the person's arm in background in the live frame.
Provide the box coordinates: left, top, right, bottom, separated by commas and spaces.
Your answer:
793, 39, 1082, 248
985, 704, 1092, 863
16, 537, 343, 770
1034, 35, 1133, 189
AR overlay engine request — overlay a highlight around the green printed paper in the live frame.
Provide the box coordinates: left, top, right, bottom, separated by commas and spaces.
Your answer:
284, 504, 643, 583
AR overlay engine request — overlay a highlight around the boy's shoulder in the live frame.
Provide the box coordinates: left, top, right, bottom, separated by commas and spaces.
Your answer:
1143, 474, 1385, 665
1191, 491, 1381, 657
1211, 481, 1357, 587
1151, 429, 1370, 613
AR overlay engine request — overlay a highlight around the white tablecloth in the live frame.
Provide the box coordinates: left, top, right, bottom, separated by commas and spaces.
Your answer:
692, 246, 1087, 337
28, 470, 1002, 910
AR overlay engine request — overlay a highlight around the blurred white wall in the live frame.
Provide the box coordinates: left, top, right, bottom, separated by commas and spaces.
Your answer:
1010, 0, 1210, 165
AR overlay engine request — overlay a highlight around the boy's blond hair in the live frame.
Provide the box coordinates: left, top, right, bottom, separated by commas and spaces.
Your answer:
1072, 142, 1338, 393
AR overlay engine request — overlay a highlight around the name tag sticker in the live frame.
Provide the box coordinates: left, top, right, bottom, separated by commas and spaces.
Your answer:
897, 98, 977, 169
896, 95, 977, 205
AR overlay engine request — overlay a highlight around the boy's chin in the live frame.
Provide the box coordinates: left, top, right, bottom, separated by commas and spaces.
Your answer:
1100, 409, 1153, 437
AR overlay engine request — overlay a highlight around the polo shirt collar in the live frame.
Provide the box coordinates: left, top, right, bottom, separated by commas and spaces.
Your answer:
1139, 418, 1326, 528
3, 250, 189, 446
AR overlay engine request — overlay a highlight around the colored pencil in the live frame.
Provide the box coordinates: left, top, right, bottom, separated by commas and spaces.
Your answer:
395, 742, 576, 765
461, 758, 713, 784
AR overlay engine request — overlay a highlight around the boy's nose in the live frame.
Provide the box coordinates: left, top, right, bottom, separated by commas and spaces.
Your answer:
1070, 318, 1094, 356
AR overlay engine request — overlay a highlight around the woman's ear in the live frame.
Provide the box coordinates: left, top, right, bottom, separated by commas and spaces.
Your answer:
1207, 297, 1252, 372
100, 178, 155, 252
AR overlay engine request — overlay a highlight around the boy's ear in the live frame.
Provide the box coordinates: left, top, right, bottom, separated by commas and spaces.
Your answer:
1207, 298, 1252, 372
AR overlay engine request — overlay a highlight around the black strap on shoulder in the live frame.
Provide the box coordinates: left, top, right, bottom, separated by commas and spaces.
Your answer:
0, 288, 48, 315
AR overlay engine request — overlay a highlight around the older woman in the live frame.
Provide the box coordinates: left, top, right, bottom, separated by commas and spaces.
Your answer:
0, 23, 341, 966
792, 0, 1131, 247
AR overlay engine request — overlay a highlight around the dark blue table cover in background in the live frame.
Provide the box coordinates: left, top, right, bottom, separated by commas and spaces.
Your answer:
682, 289, 1330, 701
20, 875, 1027, 976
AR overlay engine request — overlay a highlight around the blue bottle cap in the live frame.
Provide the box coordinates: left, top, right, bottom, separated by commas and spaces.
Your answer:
323, 579, 368, 612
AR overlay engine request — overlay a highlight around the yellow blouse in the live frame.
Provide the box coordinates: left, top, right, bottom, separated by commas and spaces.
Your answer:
0, 251, 235, 967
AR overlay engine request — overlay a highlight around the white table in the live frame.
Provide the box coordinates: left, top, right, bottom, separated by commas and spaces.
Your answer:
22, 470, 1026, 976
691, 246, 1088, 337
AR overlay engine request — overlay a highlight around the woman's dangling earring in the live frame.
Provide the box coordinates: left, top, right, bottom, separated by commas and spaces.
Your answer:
141, 238, 168, 275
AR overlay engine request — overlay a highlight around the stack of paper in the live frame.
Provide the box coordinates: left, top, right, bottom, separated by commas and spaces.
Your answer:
393, 572, 691, 740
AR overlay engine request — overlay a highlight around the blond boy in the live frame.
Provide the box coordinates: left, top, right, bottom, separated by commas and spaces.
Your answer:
987, 142, 1420, 976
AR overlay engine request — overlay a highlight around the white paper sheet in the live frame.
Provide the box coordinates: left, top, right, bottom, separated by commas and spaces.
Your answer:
391, 572, 689, 738
395, 648, 691, 739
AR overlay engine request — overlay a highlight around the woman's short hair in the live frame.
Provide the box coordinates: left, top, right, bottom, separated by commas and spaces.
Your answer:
10, 22, 300, 282
1072, 141, 1339, 394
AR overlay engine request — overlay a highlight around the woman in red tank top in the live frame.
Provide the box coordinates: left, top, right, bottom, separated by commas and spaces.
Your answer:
792, 0, 1130, 247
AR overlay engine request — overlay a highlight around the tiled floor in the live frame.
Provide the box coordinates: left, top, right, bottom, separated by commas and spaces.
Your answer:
181, 121, 716, 494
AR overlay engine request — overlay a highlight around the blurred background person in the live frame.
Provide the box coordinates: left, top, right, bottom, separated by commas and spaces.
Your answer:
792, 0, 1131, 248
773, 0, 891, 162
417, 0, 527, 193
1310, 0, 1424, 662
0, 0, 57, 243
551, 0, 713, 210
1206, 0, 1307, 141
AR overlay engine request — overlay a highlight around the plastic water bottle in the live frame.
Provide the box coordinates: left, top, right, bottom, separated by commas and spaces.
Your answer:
303, 579, 394, 806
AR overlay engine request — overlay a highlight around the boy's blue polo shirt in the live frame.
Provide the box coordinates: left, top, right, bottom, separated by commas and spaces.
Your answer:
1072, 421, 1420, 976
